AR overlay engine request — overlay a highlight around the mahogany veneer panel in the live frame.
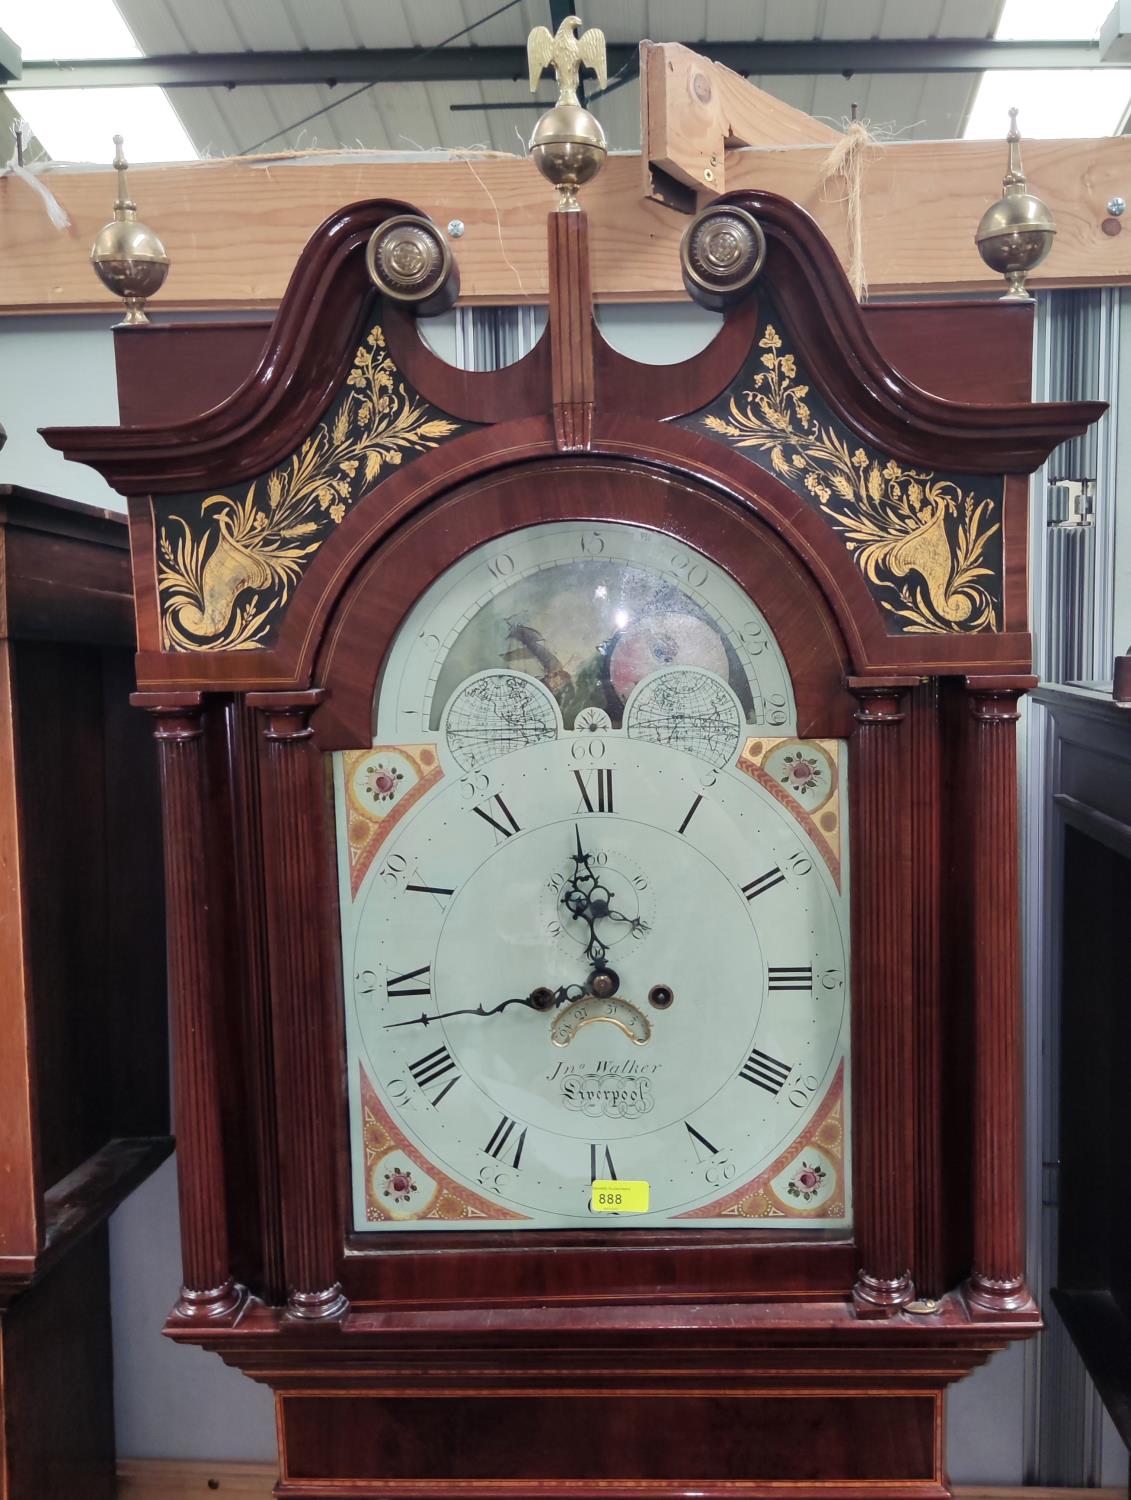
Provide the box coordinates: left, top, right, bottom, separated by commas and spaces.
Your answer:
114, 322, 272, 426
110, 302, 1030, 434
280, 1392, 937, 1486
864, 303, 1034, 407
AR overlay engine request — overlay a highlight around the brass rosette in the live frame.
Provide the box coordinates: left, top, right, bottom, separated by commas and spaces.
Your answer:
365, 215, 459, 316
681, 205, 766, 311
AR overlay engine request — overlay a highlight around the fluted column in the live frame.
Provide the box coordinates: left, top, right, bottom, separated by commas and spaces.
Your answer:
248, 689, 348, 1322
965, 676, 1037, 1316
135, 693, 243, 1322
848, 679, 918, 1316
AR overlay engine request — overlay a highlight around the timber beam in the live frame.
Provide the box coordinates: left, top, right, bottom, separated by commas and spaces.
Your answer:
4, 142, 1131, 313
642, 40, 841, 203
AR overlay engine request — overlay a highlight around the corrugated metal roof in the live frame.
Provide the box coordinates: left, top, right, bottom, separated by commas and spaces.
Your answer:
113, 0, 1002, 157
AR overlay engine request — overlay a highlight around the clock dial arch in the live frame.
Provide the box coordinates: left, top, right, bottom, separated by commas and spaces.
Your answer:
311, 460, 856, 752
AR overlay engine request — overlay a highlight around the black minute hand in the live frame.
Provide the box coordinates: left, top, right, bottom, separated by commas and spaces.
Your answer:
384, 985, 575, 1030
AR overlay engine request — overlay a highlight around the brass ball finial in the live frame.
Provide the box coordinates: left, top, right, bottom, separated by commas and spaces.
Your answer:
975, 108, 1056, 302
90, 134, 170, 326
526, 17, 608, 211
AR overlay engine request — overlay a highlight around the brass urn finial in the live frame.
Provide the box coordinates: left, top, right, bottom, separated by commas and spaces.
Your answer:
526, 16, 608, 211
975, 108, 1056, 302
90, 134, 170, 326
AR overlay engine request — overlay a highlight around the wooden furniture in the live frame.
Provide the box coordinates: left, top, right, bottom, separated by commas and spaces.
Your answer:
1037, 684, 1131, 1461
45, 181, 1102, 1499
0, 487, 171, 1499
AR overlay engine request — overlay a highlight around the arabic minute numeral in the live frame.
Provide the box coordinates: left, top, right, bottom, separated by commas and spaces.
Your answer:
787, 1074, 819, 1109
740, 620, 766, 657
571, 737, 606, 761
486, 552, 515, 581
706, 1153, 736, 1186
669, 550, 708, 589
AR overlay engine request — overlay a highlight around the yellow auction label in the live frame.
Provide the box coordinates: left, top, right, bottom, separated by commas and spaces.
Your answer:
590, 1179, 650, 1214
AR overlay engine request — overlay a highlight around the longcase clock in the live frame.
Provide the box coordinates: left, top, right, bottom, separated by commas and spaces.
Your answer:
46, 51, 1103, 1498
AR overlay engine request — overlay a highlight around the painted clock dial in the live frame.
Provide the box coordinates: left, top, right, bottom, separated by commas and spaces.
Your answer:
334, 522, 851, 1232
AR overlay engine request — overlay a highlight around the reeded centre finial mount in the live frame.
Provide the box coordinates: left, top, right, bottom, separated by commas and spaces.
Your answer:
526, 17, 608, 211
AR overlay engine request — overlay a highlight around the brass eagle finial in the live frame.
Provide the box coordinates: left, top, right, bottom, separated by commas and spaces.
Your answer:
526, 17, 609, 210
527, 15, 608, 107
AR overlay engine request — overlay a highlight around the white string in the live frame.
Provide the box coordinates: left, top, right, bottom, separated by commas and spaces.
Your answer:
819, 118, 876, 303
3, 145, 71, 229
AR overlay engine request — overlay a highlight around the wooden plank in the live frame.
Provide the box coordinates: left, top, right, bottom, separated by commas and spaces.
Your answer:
116, 1459, 277, 1497
113, 1462, 1129, 1500
642, 40, 840, 198
724, 135, 1131, 296
0, 639, 40, 1268
4, 139, 1131, 315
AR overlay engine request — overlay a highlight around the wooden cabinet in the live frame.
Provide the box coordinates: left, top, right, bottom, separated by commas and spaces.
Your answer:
1040, 685, 1131, 1459
0, 487, 171, 1499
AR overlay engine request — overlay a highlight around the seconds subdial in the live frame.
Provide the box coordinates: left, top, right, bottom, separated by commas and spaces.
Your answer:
545, 833, 654, 968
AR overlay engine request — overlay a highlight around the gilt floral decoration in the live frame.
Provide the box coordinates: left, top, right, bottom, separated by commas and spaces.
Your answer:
689, 320, 1003, 634
156, 324, 465, 651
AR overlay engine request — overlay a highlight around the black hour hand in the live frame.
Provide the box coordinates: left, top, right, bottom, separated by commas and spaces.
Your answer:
384, 985, 575, 1029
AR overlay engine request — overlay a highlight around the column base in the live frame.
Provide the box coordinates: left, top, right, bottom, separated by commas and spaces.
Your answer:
964, 1273, 1039, 1320
172, 1279, 246, 1323
286, 1283, 349, 1322
853, 1269, 915, 1319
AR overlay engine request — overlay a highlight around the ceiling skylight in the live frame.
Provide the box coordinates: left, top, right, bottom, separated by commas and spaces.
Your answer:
0, 0, 197, 163
965, 0, 1131, 139
995, 0, 1115, 41
965, 67, 1131, 138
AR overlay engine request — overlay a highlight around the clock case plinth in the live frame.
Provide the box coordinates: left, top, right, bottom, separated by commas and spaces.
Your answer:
44, 190, 1101, 1500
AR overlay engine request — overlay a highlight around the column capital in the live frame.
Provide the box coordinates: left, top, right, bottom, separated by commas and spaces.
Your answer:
846, 676, 919, 725
247, 688, 327, 741
964, 675, 1039, 723
131, 690, 206, 740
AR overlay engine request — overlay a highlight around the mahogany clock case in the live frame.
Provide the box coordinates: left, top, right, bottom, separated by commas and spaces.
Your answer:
42, 191, 1104, 1500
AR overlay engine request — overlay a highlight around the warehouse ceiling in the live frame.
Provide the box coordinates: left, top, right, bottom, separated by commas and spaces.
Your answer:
1, 0, 1130, 167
